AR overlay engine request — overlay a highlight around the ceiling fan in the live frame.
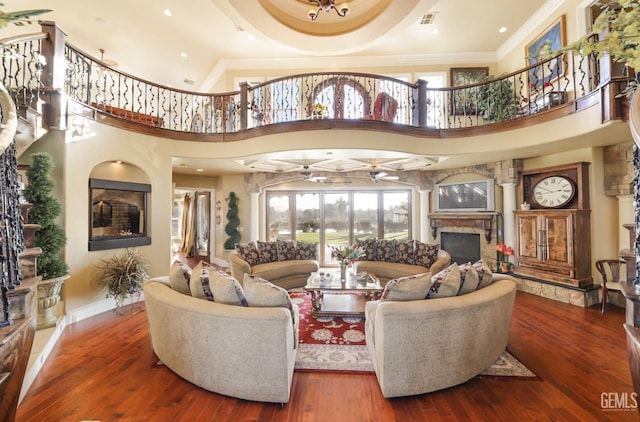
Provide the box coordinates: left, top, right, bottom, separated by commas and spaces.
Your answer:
369, 166, 399, 182
301, 166, 328, 182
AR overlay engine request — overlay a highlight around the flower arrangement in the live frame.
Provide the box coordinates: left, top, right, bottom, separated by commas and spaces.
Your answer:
330, 243, 365, 266
496, 243, 514, 272
311, 102, 328, 116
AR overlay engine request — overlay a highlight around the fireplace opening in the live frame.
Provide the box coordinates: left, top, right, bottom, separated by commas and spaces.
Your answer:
441, 232, 481, 264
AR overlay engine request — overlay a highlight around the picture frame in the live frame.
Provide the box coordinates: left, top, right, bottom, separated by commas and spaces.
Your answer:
449, 67, 489, 115
525, 15, 567, 93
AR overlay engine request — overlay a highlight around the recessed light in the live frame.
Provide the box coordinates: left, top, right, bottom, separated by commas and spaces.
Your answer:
115, 160, 122, 164
180, 52, 187, 58
432, 28, 439, 35
499, 26, 507, 33
163, 9, 172, 17
247, 34, 255, 41
196, 168, 204, 172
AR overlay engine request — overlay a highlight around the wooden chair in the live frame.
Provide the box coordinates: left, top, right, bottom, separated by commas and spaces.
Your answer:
596, 259, 626, 313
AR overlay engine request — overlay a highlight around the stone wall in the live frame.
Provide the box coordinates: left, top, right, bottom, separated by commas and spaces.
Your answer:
604, 141, 635, 196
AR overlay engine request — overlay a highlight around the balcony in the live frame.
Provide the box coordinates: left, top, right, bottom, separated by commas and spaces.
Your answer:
0, 22, 632, 147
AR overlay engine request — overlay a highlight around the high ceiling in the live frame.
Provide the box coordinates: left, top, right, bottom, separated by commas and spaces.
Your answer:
2, 0, 581, 178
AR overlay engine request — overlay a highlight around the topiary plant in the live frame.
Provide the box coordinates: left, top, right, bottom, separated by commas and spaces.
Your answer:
224, 192, 241, 249
22, 152, 68, 279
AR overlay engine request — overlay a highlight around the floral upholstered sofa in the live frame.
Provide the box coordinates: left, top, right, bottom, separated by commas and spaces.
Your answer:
353, 239, 451, 284
229, 240, 320, 290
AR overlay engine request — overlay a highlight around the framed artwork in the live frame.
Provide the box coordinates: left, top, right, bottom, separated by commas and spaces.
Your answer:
449, 67, 489, 115
526, 15, 567, 93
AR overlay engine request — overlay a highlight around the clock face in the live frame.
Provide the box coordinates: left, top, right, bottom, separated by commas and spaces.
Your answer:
532, 176, 576, 208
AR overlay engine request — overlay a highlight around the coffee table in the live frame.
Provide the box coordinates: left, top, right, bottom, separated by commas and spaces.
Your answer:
303, 271, 383, 318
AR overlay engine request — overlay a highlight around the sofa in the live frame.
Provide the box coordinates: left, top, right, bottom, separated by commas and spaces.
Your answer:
365, 272, 517, 398
143, 272, 298, 403
353, 239, 451, 284
229, 240, 320, 290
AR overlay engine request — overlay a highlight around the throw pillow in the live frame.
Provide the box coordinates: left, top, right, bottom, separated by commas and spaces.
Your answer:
415, 241, 440, 269
356, 238, 378, 262
235, 242, 261, 266
395, 240, 415, 264
243, 274, 295, 320
458, 262, 480, 295
276, 239, 297, 261
473, 259, 494, 289
210, 270, 248, 306
381, 272, 433, 301
168, 260, 192, 296
257, 240, 279, 264
189, 261, 214, 301
295, 241, 318, 260
429, 263, 461, 299
376, 239, 396, 262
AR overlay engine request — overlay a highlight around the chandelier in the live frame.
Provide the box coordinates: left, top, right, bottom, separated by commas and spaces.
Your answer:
307, 0, 350, 21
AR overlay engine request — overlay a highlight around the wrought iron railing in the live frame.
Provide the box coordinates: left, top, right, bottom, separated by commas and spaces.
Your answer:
0, 25, 611, 138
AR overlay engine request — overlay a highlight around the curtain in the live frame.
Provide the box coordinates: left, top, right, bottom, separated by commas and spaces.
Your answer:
179, 193, 196, 255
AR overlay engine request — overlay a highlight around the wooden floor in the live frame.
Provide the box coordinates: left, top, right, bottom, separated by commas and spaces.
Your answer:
16, 292, 639, 422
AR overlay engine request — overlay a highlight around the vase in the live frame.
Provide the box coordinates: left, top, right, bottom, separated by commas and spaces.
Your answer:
340, 263, 347, 281
500, 261, 510, 273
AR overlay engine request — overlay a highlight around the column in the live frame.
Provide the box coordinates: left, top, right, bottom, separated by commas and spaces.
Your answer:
249, 192, 260, 241
500, 183, 517, 248
419, 189, 432, 242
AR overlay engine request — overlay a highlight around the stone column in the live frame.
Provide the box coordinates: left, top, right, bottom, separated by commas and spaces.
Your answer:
500, 183, 517, 248
419, 189, 432, 242
250, 191, 260, 241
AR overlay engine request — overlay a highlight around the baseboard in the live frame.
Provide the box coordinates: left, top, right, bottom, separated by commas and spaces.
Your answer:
65, 293, 145, 325
19, 317, 66, 403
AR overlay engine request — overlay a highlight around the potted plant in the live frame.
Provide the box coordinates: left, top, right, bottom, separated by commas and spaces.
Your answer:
22, 152, 69, 328
223, 192, 241, 250
94, 248, 149, 312
477, 76, 521, 122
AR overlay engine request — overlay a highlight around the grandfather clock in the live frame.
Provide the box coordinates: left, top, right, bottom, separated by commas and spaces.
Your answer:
513, 162, 593, 287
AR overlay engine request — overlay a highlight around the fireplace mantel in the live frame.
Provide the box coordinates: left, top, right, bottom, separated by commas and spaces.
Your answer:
428, 212, 498, 242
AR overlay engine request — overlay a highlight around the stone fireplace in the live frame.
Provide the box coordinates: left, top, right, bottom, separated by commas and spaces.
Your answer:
428, 212, 500, 269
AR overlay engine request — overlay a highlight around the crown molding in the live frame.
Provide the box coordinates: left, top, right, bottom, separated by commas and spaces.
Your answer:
497, 0, 565, 61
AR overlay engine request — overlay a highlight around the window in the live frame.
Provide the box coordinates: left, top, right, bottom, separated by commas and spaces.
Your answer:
266, 189, 411, 266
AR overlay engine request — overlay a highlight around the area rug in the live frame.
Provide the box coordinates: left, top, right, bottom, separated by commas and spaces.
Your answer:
290, 292, 536, 378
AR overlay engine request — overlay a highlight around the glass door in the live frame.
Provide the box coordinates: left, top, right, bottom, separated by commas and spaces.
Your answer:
323, 192, 350, 265
194, 191, 211, 263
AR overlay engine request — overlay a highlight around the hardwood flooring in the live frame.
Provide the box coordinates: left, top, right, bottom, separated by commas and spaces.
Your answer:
16, 292, 640, 422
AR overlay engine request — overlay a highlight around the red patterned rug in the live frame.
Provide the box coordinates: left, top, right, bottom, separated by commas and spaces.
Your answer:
290, 292, 536, 378
290, 292, 373, 374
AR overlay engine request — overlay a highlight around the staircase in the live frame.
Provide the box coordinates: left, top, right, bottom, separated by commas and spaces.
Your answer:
0, 83, 42, 421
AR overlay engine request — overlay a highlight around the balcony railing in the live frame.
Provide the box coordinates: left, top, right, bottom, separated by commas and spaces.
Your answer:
0, 22, 628, 141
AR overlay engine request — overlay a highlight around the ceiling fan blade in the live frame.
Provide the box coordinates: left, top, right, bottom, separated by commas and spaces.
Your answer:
382, 175, 399, 180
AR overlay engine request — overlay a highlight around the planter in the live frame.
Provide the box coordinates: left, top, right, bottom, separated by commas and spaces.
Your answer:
37, 274, 69, 329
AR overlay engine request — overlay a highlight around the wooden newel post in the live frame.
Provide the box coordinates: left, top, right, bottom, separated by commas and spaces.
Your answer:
39, 21, 67, 130
417, 79, 428, 128
239, 82, 248, 131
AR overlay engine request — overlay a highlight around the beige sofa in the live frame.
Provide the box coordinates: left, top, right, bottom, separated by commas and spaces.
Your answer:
229, 250, 319, 290
364, 275, 517, 398
143, 276, 298, 403
354, 248, 451, 284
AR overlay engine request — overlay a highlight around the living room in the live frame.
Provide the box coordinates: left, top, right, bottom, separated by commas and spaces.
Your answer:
1, 0, 640, 420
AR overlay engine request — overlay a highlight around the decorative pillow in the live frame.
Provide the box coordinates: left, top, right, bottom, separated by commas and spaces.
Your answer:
276, 239, 297, 261
429, 263, 461, 299
381, 272, 433, 301
376, 239, 396, 262
473, 259, 494, 289
415, 241, 440, 269
357, 238, 378, 262
189, 261, 214, 301
168, 260, 192, 296
243, 274, 294, 318
210, 270, 248, 306
395, 240, 415, 264
235, 242, 261, 266
295, 241, 318, 260
257, 240, 279, 264
458, 262, 480, 295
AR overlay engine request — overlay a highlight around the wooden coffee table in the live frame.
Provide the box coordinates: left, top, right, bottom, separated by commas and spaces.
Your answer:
303, 272, 383, 318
